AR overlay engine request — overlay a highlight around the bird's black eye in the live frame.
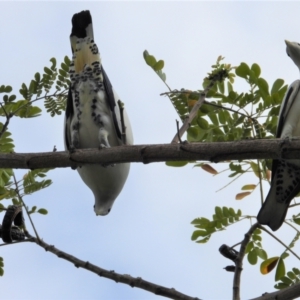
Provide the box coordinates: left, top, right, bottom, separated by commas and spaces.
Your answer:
107, 208, 111, 213
287, 53, 290, 57
93, 205, 95, 208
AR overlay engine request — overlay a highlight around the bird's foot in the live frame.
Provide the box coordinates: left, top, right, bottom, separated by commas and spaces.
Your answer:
279, 136, 293, 159
98, 144, 115, 167
68, 144, 78, 170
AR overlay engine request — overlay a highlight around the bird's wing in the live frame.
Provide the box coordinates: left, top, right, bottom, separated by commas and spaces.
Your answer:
101, 66, 122, 140
257, 80, 300, 231
64, 87, 74, 151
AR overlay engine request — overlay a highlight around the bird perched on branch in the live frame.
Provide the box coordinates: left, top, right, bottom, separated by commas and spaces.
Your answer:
64, 10, 133, 215
257, 40, 300, 231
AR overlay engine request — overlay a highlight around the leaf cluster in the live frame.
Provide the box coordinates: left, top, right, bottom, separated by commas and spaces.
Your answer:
191, 206, 242, 243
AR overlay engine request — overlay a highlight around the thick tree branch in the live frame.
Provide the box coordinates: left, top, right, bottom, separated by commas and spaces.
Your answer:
233, 223, 260, 300
2, 139, 300, 169
21, 232, 200, 300
249, 281, 300, 300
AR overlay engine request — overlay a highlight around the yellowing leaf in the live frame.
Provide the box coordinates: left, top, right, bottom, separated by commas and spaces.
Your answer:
260, 257, 279, 275
241, 184, 256, 191
187, 100, 197, 108
235, 192, 251, 200
201, 164, 218, 175
266, 170, 271, 181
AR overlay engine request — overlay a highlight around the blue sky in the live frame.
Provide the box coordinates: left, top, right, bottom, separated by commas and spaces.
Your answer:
1, 2, 300, 300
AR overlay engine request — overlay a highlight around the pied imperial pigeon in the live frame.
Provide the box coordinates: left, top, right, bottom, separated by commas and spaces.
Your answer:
64, 10, 133, 215
257, 40, 300, 231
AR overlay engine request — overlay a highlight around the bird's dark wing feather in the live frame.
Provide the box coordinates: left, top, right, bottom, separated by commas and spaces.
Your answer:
271, 84, 297, 181
64, 87, 74, 150
102, 66, 122, 140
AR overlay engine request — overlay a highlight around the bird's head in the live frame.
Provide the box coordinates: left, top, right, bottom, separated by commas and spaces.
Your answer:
285, 40, 300, 70
93, 204, 111, 216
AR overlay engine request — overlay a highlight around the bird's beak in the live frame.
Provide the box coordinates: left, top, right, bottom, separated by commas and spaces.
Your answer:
285, 40, 292, 47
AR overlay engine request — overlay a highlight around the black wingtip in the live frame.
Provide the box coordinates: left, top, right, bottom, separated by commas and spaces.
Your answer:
71, 10, 92, 38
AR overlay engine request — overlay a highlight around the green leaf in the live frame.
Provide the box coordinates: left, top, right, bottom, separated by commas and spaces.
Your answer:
257, 78, 269, 99
4, 86, 12, 93
274, 282, 289, 290
37, 208, 48, 215
165, 161, 188, 167
8, 95, 16, 102
287, 271, 296, 280
64, 56, 71, 66
280, 276, 293, 285
191, 230, 207, 240
241, 184, 256, 190
251, 63, 261, 78
208, 113, 219, 126
59, 69, 67, 77
248, 249, 258, 265
153, 60, 164, 71
44, 67, 53, 76
215, 206, 223, 219
197, 117, 209, 129
218, 110, 226, 124
61, 62, 69, 73
29, 80, 37, 93
35, 72, 41, 82
245, 241, 254, 254
293, 268, 300, 275
271, 79, 284, 95
275, 258, 286, 281
143, 50, 157, 67
255, 248, 267, 260
235, 63, 250, 79
50, 57, 57, 70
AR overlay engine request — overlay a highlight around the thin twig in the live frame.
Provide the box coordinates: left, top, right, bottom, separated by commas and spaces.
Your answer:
284, 220, 300, 233
259, 225, 300, 260
24, 231, 201, 300
12, 172, 40, 241
0, 238, 34, 247
233, 222, 259, 300
0, 102, 12, 139
176, 120, 183, 143
0, 90, 68, 139
288, 202, 300, 208
161, 91, 256, 124
171, 80, 217, 143
230, 242, 242, 249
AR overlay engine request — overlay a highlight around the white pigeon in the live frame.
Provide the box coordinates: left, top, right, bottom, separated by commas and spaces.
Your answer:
64, 10, 133, 215
257, 40, 300, 231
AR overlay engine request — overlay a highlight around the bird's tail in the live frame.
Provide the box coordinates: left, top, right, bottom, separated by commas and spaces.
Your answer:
257, 188, 290, 231
70, 10, 100, 75
257, 160, 300, 231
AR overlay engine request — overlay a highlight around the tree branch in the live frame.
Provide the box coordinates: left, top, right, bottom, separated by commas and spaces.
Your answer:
22, 231, 201, 300
171, 80, 216, 144
2, 139, 300, 169
249, 281, 300, 300
233, 222, 260, 300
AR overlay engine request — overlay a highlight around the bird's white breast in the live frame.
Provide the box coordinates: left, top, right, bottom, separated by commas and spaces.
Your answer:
75, 80, 119, 149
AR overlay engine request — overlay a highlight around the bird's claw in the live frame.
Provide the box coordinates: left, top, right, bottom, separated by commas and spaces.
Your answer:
68, 145, 78, 170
